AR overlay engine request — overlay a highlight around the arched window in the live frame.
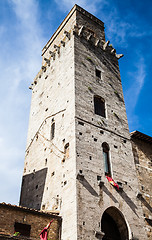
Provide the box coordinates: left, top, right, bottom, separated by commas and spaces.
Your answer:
102, 142, 111, 176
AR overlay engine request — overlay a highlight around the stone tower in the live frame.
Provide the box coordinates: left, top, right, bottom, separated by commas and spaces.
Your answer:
20, 5, 147, 240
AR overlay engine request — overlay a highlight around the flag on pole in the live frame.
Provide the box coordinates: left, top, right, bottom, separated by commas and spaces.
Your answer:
40, 219, 54, 240
106, 176, 119, 190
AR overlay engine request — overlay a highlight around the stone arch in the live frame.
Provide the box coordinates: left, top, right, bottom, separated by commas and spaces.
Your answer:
101, 206, 129, 240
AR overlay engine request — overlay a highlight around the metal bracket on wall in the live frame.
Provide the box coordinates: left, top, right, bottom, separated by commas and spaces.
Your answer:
98, 180, 104, 187
95, 231, 105, 239
77, 170, 84, 178
136, 191, 142, 199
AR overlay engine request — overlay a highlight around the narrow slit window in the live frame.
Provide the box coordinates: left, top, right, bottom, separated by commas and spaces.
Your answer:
96, 68, 101, 78
102, 142, 111, 176
51, 122, 55, 140
94, 95, 106, 118
64, 143, 69, 158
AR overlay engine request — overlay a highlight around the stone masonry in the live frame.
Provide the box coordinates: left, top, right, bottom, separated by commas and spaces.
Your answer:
0, 203, 61, 240
20, 5, 148, 240
131, 131, 152, 240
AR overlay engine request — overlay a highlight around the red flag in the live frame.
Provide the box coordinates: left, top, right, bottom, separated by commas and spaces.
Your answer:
106, 176, 119, 190
40, 219, 54, 240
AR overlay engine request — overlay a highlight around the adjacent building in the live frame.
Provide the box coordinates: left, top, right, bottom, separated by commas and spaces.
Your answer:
0, 203, 61, 240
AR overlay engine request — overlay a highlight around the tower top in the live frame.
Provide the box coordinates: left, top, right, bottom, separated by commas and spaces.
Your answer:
42, 4, 104, 55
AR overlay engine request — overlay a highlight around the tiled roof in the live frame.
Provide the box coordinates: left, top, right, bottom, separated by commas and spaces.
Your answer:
0, 202, 60, 219
131, 131, 152, 143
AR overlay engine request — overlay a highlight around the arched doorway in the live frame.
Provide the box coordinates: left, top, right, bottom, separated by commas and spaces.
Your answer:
101, 207, 129, 240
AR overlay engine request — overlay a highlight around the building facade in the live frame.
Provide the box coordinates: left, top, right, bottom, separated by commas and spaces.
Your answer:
131, 131, 152, 240
0, 203, 61, 240
20, 5, 148, 240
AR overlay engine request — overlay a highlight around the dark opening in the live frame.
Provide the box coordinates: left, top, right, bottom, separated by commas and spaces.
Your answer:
102, 142, 111, 177
101, 207, 129, 240
45, 158, 47, 165
51, 122, 55, 140
78, 121, 84, 126
94, 96, 105, 117
101, 212, 121, 240
96, 68, 101, 78
64, 143, 69, 158
97, 175, 101, 180
14, 222, 31, 237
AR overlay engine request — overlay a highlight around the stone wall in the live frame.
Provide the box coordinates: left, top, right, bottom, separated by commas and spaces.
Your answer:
131, 133, 152, 240
0, 203, 61, 240
74, 8, 147, 240
20, 4, 148, 240
21, 5, 78, 240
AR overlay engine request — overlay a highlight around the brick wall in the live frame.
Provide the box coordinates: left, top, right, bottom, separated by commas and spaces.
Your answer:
0, 203, 61, 240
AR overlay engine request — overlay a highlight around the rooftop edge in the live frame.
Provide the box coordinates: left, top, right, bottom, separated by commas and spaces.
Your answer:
0, 202, 61, 219
42, 4, 104, 56
131, 130, 152, 143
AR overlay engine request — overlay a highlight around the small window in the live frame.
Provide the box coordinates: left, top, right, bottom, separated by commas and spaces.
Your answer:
64, 143, 69, 158
96, 68, 101, 78
51, 122, 55, 140
14, 222, 31, 237
102, 142, 111, 176
94, 95, 106, 118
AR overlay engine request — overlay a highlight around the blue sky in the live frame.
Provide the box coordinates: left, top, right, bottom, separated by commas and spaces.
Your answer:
0, 0, 151, 205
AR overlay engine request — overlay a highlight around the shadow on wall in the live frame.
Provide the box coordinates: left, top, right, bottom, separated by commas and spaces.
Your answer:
20, 168, 48, 210
138, 195, 152, 213
102, 185, 118, 203
102, 184, 138, 216
77, 174, 98, 197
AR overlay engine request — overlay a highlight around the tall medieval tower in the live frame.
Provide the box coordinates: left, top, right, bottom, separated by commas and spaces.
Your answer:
20, 5, 147, 240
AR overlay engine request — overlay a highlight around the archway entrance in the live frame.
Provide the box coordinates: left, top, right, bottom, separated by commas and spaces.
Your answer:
101, 207, 129, 240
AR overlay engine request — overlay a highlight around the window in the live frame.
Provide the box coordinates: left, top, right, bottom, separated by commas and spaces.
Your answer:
64, 143, 69, 158
51, 122, 55, 140
14, 222, 31, 237
94, 95, 106, 117
96, 68, 101, 78
102, 142, 111, 176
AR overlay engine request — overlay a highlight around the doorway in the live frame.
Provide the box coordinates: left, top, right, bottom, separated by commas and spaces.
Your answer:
101, 207, 129, 240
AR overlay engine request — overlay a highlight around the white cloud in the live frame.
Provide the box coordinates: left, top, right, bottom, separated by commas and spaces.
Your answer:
124, 56, 146, 130
126, 57, 145, 108
0, 0, 46, 204
54, 0, 107, 14
54, 0, 152, 47
94, 4, 152, 48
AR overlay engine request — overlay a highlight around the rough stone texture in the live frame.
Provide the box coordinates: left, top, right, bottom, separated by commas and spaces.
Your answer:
0, 203, 61, 240
20, 168, 48, 210
20, 4, 148, 240
74, 8, 146, 240
22, 6, 77, 240
131, 133, 152, 240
